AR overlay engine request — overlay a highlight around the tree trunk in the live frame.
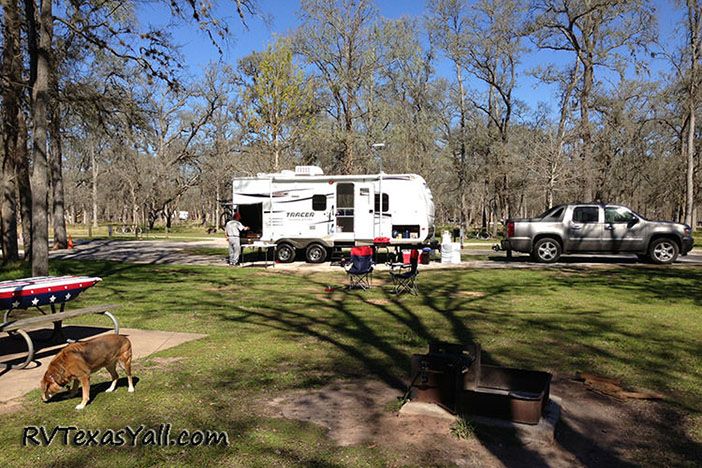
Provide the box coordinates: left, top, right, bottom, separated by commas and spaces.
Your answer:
343, 122, 354, 175
91, 145, 98, 228
17, 111, 32, 259
684, 0, 699, 229
49, 72, 67, 248
549, 60, 580, 210
20, 0, 37, 260
580, 58, 595, 201
215, 182, 220, 229
686, 101, 697, 227
29, 0, 53, 276
273, 131, 280, 172
164, 204, 173, 229
455, 63, 468, 234
130, 184, 138, 228
343, 82, 354, 174
1, 0, 21, 262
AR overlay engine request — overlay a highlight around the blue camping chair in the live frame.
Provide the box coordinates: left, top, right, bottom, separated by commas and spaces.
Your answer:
342, 246, 374, 290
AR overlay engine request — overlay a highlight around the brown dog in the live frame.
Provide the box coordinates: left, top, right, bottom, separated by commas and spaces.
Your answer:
40, 334, 134, 410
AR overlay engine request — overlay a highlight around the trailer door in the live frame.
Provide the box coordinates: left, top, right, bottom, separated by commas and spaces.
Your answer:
335, 183, 354, 241
355, 184, 374, 241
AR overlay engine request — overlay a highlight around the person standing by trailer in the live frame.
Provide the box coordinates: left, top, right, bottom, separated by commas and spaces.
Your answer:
225, 212, 249, 266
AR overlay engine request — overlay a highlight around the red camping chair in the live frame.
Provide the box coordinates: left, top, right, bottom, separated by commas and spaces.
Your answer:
342, 246, 374, 290
390, 249, 419, 295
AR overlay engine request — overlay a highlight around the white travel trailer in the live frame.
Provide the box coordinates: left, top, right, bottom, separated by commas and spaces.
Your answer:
231, 166, 435, 263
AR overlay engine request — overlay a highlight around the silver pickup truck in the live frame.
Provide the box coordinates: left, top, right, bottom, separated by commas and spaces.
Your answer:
498, 204, 694, 264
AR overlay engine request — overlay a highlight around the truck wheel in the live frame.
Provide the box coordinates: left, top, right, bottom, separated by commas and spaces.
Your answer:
532, 238, 561, 263
649, 238, 679, 264
305, 244, 327, 263
276, 243, 296, 263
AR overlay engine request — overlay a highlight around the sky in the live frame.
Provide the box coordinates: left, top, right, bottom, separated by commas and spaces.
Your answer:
139, 0, 686, 119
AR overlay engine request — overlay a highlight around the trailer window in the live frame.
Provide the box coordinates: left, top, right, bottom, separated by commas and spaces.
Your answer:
374, 193, 389, 212
312, 194, 327, 211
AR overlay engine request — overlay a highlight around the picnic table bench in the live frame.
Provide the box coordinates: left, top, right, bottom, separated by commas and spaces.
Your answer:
1, 304, 119, 370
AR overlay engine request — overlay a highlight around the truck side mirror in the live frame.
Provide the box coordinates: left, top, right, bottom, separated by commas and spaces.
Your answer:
627, 217, 639, 228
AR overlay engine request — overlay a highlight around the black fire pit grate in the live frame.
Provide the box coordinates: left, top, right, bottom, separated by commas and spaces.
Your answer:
409, 341, 551, 425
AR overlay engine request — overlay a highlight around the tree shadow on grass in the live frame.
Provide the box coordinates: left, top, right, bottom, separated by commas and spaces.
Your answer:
14, 260, 700, 465
209, 267, 702, 466
210, 273, 559, 465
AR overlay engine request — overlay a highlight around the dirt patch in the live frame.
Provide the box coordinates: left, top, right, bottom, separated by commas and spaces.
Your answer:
574, 372, 664, 400
0, 399, 24, 415
366, 299, 391, 306
263, 377, 700, 466
265, 379, 501, 466
453, 291, 487, 298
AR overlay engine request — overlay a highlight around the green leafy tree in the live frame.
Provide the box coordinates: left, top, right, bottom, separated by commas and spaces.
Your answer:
238, 38, 316, 171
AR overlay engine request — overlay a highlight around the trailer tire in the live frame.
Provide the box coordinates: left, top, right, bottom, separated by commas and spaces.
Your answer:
276, 243, 296, 263
305, 243, 327, 263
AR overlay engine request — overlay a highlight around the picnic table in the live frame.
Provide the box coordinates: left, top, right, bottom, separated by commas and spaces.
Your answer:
0, 276, 118, 369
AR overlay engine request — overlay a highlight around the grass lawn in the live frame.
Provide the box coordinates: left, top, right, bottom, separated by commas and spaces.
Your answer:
0, 261, 700, 466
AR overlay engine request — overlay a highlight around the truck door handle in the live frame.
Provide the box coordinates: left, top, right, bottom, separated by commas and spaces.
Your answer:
605, 225, 615, 230
570, 225, 582, 230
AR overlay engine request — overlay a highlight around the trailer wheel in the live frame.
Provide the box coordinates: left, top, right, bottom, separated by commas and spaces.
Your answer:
305, 244, 327, 263
276, 243, 296, 263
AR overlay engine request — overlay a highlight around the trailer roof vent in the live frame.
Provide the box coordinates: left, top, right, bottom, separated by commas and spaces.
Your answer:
295, 165, 324, 176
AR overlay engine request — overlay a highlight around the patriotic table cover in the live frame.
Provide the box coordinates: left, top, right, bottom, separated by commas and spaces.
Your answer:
0, 276, 101, 311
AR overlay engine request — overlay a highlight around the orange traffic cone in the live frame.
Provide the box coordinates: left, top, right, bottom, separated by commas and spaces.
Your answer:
67, 235, 74, 249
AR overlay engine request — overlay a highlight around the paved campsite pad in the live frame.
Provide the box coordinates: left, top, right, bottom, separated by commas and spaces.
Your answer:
51, 239, 702, 269
265, 377, 700, 466
0, 327, 205, 406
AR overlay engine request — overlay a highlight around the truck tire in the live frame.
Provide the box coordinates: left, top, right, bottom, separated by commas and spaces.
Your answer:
305, 243, 327, 263
531, 237, 561, 263
276, 243, 296, 263
648, 238, 679, 264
